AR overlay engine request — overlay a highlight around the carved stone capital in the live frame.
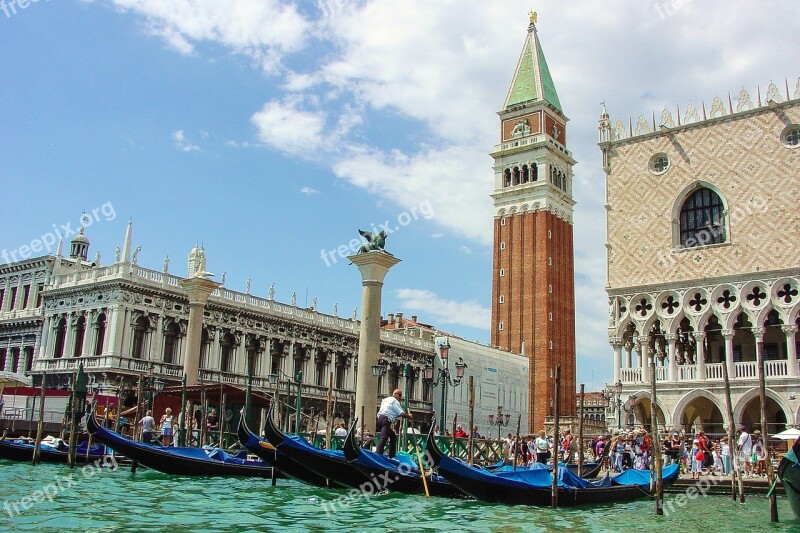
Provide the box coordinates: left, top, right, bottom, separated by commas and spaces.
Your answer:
782, 324, 799, 336
721, 329, 735, 339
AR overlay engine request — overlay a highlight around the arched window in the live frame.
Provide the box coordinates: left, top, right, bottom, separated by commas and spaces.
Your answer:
679, 187, 726, 247
504, 169, 511, 187
132, 316, 150, 359
512, 167, 521, 185
73, 315, 86, 357
531, 163, 538, 182
163, 321, 181, 365
220, 332, 235, 373
53, 317, 67, 359
521, 165, 529, 183
94, 313, 106, 356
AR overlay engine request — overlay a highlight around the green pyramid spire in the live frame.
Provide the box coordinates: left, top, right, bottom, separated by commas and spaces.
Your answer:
503, 21, 562, 113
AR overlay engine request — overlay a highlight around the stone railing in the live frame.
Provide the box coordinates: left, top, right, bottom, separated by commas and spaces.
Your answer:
618, 359, 796, 383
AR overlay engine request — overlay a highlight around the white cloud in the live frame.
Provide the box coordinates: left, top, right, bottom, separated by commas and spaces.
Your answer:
172, 129, 200, 152
101, 0, 800, 381
250, 96, 327, 155
396, 289, 490, 331
105, 0, 309, 71
300, 186, 320, 195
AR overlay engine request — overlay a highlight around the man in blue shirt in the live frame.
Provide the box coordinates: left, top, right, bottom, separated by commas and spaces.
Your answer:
375, 389, 412, 458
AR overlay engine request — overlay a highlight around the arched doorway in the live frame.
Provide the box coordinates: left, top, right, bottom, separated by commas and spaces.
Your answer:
629, 395, 667, 434
677, 394, 725, 436
738, 394, 789, 435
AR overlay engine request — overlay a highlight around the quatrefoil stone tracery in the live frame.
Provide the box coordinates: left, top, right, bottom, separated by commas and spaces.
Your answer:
635, 298, 653, 317
717, 289, 737, 309
688, 292, 707, 312
777, 283, 798, 304
746, 286, 767, 306
661, 295, 679, 314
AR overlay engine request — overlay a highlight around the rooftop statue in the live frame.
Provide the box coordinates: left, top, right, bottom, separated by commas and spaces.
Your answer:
357, 229, 391, 254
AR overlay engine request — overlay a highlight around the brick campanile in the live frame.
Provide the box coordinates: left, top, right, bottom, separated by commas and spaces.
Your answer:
490, 13, 576, 432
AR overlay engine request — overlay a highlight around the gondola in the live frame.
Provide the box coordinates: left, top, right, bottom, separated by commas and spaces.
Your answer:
236, 411, 328, 488
492, 459, 603, 479
493, 460, 603, 479
86, 410, 273, 477
0, 435, 106, 464
777, 436, 800, 519
261, 405, 370, 489
425, 425, 680, 506
341, 419, 464, 498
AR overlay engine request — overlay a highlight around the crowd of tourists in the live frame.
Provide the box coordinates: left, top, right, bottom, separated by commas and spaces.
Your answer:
498, 424, 772, 478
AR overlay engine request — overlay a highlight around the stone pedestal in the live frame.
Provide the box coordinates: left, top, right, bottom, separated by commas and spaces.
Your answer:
180, 277, 221, 386
349, 252, 401, 434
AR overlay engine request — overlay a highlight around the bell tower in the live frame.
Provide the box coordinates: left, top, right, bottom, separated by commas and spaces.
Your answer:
490, 13, 576, 432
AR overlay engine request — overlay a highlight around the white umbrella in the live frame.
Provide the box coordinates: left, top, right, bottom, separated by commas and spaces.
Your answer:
772, 428, 800, 441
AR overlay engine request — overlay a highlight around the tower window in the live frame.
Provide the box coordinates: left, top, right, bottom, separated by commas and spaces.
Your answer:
500, 268, 505, 277
500, 242, 506, 250
501, 218, 506, 226
549, 340, 553, 349
498, 322, 504, 331
548, 312, 553, 321
782, 125, 800, 148
548, 230, 552, 239
649, 153, 670, 174
679, 187, 727, 248
548, 284, 552, 293
499, 295, 505, 304
548, 256, 552, 266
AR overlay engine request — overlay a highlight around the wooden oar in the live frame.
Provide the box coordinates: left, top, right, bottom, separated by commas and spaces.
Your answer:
412, 426, 430, 497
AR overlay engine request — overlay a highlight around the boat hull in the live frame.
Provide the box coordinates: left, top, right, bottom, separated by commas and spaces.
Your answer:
236, 417, 327, 488
0, 439, 106, 464
87, 413, 273, 477
777, 438, 800, 520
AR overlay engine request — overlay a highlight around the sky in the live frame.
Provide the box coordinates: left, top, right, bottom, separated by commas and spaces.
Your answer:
1, 0, 798, 393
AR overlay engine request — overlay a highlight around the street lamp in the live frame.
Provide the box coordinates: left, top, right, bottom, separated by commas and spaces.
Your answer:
603, 380, 633, 430
488, 405, 512, 439
268, 369, 303, 435
425, 339, 467, 430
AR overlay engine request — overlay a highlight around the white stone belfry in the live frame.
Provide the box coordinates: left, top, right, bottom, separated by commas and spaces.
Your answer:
348, 251, 401, 433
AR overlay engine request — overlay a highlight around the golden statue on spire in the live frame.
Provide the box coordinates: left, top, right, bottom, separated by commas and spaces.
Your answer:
529, 11, 537, 24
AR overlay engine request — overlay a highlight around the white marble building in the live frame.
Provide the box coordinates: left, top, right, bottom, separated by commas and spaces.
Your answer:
599, 80, 800, 435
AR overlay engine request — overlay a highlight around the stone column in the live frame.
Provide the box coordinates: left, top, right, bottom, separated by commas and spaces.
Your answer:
640, 339, 650, 384
694, 331, 706, 380
348, 251, 401, 434
38, 315, 51, 359
624, 342, 633, 369
180, 277, 221, 386
722, 329, 736, 380
782, 325, 798, 377
611, 339, 623, 383
665, 334, 677, 382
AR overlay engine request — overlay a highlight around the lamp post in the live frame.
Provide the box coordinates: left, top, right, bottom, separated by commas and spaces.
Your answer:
425, 340, 467, 430
488, 405, 511, 439
603, 381, 634, 430
268, 370, 303, 435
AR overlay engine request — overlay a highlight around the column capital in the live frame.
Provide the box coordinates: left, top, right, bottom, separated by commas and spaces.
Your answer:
722, 329, 735, 339
782, 324, 799, 335
664, 333, 677, 342
610, 337, 624, 349
692, 331, 706, 341
752, 327, 765, 341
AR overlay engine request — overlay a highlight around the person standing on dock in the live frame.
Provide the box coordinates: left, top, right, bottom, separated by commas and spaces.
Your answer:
375, 389, 412, 458
139, 410, 155, 444
737, 425, 752, 477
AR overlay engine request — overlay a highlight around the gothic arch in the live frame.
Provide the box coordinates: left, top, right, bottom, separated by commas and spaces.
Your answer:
673, 389, 730, 429
733, 387, 793, 427
628, 389, 672, 426
670, 180, 730, 248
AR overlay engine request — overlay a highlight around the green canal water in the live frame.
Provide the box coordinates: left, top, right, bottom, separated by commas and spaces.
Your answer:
0, 460, 796, 532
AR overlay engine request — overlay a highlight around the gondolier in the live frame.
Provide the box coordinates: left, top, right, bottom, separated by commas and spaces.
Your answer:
375, 389, 412, 459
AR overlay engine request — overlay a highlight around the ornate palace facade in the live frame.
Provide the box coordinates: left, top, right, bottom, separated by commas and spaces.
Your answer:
599, 80, 800, 434
2, 223, 435, 424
